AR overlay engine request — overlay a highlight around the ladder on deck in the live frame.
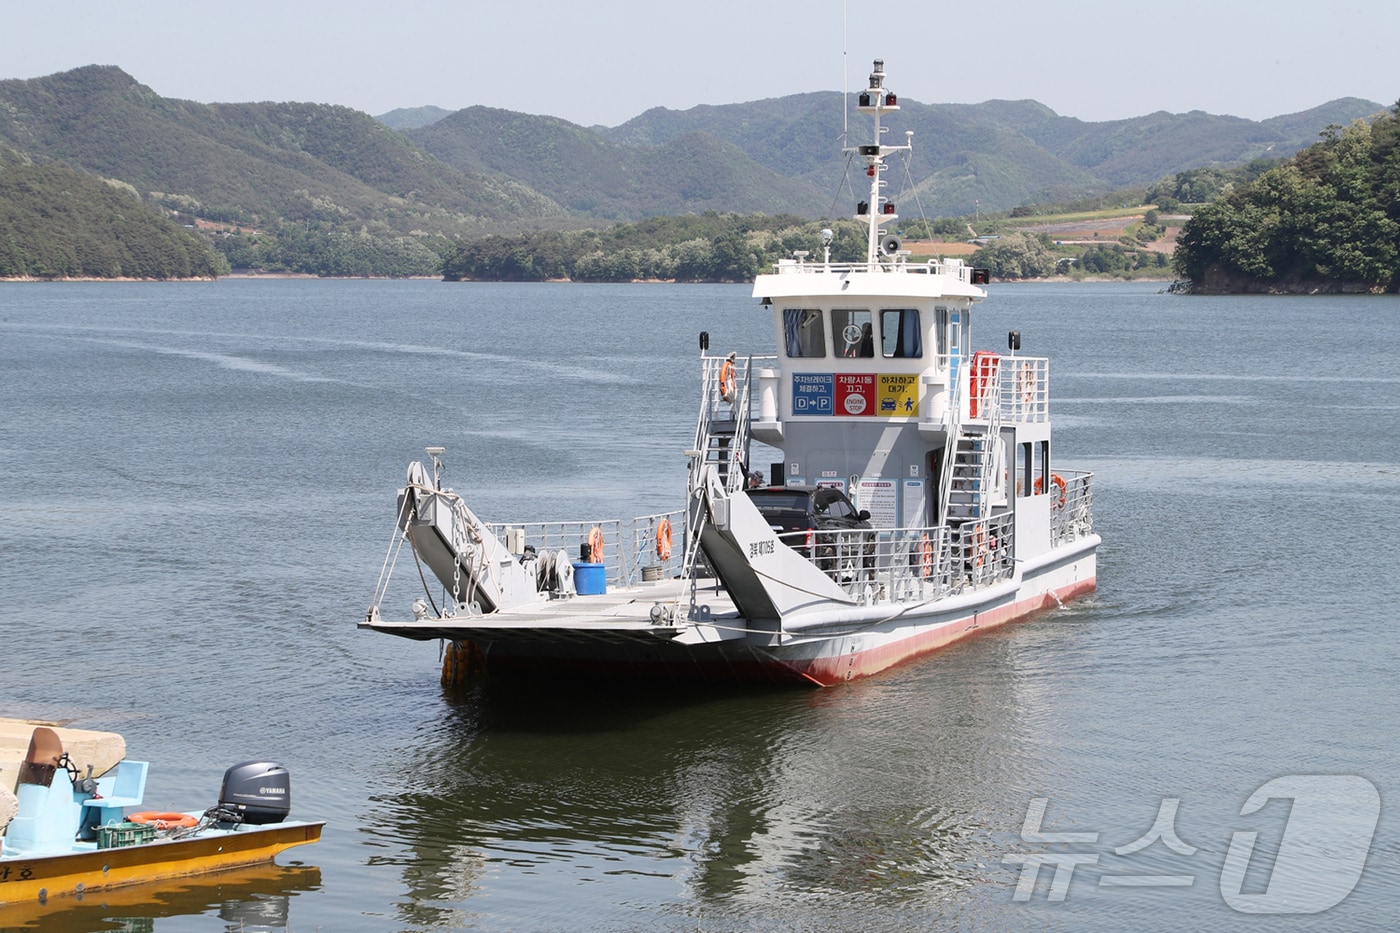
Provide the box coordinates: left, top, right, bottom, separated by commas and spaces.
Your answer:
940, 352, 1003, 523
690, 355, 754, 497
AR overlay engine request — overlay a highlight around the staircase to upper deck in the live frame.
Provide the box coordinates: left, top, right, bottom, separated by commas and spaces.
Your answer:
942, 352, 1004, 523
691, 355, 754, 496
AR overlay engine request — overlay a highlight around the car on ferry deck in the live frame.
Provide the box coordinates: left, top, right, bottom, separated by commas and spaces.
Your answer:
746, 485, 873, 571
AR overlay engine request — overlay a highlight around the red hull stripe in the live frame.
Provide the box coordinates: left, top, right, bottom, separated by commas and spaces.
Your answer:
480, 577, 1096, 687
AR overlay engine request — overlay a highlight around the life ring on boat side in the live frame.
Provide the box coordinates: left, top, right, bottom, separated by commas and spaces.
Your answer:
1019, 362, 1035, 405
718, 358, 737, 402
1035, 473, 1067, 507
587, 526, 605, 564
919, 534, 934, 578
656, 518, 673, 562
128, 811, 199, 829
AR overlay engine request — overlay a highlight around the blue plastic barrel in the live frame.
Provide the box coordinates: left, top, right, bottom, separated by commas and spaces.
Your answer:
572, 562, 607, 595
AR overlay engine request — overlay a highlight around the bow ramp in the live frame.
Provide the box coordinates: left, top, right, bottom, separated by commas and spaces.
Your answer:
696, 468, 855, 621
397, 460, 539, 614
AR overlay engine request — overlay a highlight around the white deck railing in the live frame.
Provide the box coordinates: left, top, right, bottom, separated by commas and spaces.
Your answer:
486, 510, 687, 588
1050, 471, 1094, 545
770, 257, 985, 283
777, 513, 1018, 602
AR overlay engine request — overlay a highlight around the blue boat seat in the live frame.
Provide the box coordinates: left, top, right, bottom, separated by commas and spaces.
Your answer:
80, 759, 149, 836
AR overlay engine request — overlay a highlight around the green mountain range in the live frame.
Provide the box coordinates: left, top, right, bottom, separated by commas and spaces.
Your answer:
0, 64, 1386, 277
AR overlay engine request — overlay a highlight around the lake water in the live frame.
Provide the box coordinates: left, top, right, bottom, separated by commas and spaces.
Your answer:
1, 279, 1397, 931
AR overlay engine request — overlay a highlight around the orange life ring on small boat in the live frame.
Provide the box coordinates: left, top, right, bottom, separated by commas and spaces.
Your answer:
128, 811, 198, 829
919, 534, 934, 578
718, 357, 736, 402
587, 526, 605, 564
656, 518, 673, 562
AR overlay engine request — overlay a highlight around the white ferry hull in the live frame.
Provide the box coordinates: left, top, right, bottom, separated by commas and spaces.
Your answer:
398, 537, 1097, 687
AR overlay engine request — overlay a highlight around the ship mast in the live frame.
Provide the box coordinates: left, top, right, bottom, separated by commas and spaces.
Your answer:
846, 59, 912, 268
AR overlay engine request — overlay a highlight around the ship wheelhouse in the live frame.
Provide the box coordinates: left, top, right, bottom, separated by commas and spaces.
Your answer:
750, 257, 995, 533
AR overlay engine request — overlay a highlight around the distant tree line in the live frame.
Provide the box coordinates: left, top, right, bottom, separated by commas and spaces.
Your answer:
1173, 105, 1400, 293
440, 213, 870, 282
968, 231, 1170, 279
212, 225, 449, 277
1144, 160, 1281, 211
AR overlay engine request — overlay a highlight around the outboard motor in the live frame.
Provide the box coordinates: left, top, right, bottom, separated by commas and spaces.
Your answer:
217, 760, 291, 825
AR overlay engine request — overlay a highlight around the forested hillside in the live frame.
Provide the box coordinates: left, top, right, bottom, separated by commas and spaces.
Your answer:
0, 66, 560, 235
598, 94, 1384, 217
441, 213, 859, 283
0, 64, 1387, 279
0, 153, 220, 278
408, 107, 827, 219
1173, 106, 1400, 293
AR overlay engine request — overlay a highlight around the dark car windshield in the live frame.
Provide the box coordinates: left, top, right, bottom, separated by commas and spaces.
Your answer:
816, 489, 856, 520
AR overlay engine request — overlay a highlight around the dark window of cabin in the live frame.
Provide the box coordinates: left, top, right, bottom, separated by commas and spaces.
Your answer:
831, 308, 874, 357
880, 308, 923, 358
783, 308, 826, 358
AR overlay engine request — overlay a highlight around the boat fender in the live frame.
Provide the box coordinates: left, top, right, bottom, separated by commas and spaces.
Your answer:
129, 811, 199, 829
719, 354, 736, 403
655, 518, 673, 562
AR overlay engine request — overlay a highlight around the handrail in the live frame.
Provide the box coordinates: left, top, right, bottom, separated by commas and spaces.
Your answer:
768, 516, 1018, 600
769, 257, 982, 281
483, 511, 686, 587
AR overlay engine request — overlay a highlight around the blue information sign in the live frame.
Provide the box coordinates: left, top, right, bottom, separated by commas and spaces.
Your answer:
791, 373, 834, 415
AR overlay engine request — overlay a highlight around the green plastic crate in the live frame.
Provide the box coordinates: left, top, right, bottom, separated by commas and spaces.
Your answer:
97, 821, 155, 849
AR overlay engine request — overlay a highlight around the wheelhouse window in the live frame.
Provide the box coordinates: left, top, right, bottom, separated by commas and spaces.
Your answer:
880, 308, 923, 358
831, 308, 874, 358
783, 308, 826, 358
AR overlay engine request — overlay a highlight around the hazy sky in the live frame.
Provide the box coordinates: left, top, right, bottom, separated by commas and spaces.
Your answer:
3, 0, 1396, 126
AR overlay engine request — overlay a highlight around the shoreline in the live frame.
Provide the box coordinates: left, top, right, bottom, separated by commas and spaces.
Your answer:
1, 274, 1179, 285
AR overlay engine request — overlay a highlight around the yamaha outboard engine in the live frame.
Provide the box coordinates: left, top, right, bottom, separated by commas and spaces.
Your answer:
217, 760, 291, 825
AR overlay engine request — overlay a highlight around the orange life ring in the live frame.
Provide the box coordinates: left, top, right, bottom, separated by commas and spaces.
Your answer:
655, 518, 673, 562
587, 526, 604, 564
718, 358, 736, 402
128, 811, 198, 829
1034, 473, 1067, 507
919, 534, 934, 578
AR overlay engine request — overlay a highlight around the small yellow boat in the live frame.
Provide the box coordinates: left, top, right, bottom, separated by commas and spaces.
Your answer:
0, 721, 322, 908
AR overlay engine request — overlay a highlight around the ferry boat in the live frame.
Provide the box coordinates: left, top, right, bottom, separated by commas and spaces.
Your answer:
359, 60, 1099, 686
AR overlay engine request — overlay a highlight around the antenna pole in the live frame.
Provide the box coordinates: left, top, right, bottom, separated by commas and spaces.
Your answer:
841, 0, 848, 141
